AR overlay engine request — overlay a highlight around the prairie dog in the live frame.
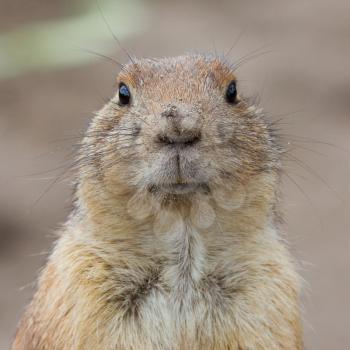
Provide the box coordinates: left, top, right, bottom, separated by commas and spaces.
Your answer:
13, 54, 303, 350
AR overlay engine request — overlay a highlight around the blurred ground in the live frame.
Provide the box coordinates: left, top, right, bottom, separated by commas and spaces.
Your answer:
1, 0, 350, 348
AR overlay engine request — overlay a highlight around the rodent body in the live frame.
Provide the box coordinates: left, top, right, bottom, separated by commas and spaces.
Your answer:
13, 54, 303, 350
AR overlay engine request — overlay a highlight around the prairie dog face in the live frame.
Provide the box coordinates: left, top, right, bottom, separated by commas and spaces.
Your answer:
80, 54, 281, 209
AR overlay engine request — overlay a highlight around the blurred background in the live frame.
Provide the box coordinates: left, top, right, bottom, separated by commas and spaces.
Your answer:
0, 0, 349, 348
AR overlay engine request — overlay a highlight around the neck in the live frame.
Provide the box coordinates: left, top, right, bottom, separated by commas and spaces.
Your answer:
74, 173, 278, 276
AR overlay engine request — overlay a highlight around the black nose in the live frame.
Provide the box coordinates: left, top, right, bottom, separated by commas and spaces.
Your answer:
157, 104, 202, 147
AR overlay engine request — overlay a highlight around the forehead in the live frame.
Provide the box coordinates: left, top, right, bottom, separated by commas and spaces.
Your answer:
118, 54, 236, 92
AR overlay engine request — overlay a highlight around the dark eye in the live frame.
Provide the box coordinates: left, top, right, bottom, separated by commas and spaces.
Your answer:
225, 81, 237, 104
119, 83, 131, 105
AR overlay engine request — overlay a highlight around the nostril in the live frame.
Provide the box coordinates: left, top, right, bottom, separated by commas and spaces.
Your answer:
183, 135, 200, 146
157, 134, 174, 145
161, 105, 178, 118
157, 133, 201, 147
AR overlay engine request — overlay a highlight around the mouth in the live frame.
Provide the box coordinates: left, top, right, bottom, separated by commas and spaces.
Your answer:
149, 183, 209, 195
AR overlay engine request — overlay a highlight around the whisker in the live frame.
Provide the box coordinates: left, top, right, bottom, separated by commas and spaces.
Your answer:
225, 27, 247, 58
281, 169, 324, 226
285, 144, 326, 157
283, 153, 343, 202
28, 165, 75, 211
279, 134, 349, 153
234, 49, 274, 70
76, 46, 123, 67
96, 0, 135, 63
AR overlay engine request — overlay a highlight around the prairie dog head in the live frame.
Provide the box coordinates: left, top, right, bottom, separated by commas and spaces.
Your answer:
78, 54, 281, 223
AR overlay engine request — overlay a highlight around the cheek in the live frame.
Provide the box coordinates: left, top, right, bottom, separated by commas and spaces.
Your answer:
200, 106, 237, 147
201, 124, 266, 179
97, 128, 142, 179
111, 118, 144, 158
215, 119, 236, 144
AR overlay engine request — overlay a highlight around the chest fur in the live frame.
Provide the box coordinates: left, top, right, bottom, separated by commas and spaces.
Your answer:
108, 222, 238, 349
22, 224, 301, 350
46, 220, 301, 350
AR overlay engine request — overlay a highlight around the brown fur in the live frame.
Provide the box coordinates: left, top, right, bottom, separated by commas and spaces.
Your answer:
13, 54, 303, 349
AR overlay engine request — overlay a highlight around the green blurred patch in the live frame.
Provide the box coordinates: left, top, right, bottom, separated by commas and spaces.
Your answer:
0, 0, 149, 80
